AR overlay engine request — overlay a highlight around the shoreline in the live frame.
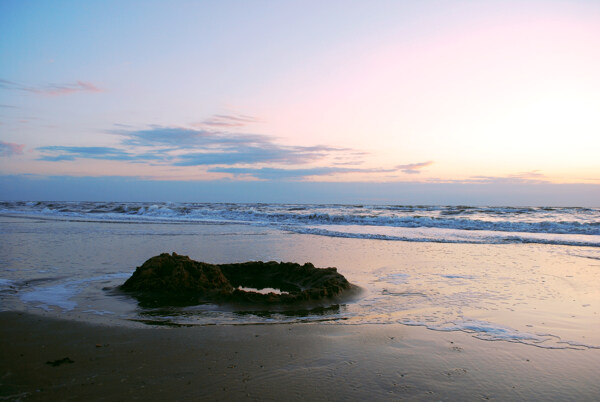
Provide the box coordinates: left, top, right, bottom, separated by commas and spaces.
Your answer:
2, 215, 599, 400
2, 312, 600, 401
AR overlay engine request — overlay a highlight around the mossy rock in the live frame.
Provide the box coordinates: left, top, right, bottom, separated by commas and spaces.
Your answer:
120, 253, 353, 306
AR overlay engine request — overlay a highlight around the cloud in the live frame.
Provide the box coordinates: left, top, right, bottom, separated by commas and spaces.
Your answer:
37, 146, 140, 162
117, 126, 271, 148
208, 167, 353, 180
115, 126, 350, 166
174, 147, 312, 166
0, 79, 102, 96
0, 141, 25, 156
0, 79, 25, 91
37, 126, 349, 168
38, 124, 403, 180
210, 166, 397, 181
396, 161, 434, 174
469, 171, 549, 184
424, 170, 550, 185
198, 114, 260, 128
112, 123, 135, 129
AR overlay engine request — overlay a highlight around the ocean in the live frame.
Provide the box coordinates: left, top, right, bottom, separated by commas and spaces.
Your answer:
1, 201, 599, 349
2, 201, 599, 245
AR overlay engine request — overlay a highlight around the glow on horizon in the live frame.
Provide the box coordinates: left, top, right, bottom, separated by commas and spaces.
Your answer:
1, 1, 599, 203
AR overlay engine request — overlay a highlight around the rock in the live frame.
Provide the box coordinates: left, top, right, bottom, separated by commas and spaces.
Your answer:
220, 261, 352, 303
46, 357, 74, 366
120, 253, 233, 305
120, 253, 353, 306
121, 253, 232, 293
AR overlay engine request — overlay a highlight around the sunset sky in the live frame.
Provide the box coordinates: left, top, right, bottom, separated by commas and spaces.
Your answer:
1, 1, 599, 205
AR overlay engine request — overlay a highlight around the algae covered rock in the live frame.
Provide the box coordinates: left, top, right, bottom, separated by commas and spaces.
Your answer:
121, 253, 233, 294
120, 252, 354, 306
220, 261, 352, 303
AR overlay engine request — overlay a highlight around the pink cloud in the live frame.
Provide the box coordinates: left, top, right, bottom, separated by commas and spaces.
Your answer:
396, 161, 434, 174
34, 81, 102, 96
195, 113, 260, 128
0, 141, 25, 156
0, 79, 102, 96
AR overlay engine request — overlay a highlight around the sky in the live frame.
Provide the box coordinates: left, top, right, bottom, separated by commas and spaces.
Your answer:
1, 0, 599, 205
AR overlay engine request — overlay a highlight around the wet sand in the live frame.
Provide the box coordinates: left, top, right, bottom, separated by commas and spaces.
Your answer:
2, 312, 599, 401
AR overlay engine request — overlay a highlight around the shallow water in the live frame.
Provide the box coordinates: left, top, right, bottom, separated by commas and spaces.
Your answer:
0, 215, 599, 349
2, 201, 599, 246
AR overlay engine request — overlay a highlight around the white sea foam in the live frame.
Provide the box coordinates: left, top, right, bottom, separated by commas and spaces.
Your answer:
296, 224, 600, 247
1, 202, 598, 244
378, 273, 410, 285
21, 283, 79, 311
19, 273, 131, 313
83, 309, 116, 316
2, 202, 599, 349
401, 318, 562, 346
0, 278, 16, 291
440, 274, 477, 279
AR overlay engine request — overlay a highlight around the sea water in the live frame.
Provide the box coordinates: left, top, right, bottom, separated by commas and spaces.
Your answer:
0, 202, 598, 349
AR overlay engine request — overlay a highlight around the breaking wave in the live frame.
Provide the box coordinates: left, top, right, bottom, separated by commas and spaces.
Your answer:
1, 201, 598, 247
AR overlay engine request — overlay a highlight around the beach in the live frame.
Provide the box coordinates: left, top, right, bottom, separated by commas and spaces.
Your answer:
1, 205, 599, 400
4, 0, 600, 399
3, 312, 600, 401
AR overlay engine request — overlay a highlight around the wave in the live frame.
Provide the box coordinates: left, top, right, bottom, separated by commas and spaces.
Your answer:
401, 319, 599, 349
290, 225, 600, 247
1, 201, 599, 246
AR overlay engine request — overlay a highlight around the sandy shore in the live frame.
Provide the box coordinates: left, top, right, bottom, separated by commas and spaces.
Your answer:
1, 312, 599, 401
